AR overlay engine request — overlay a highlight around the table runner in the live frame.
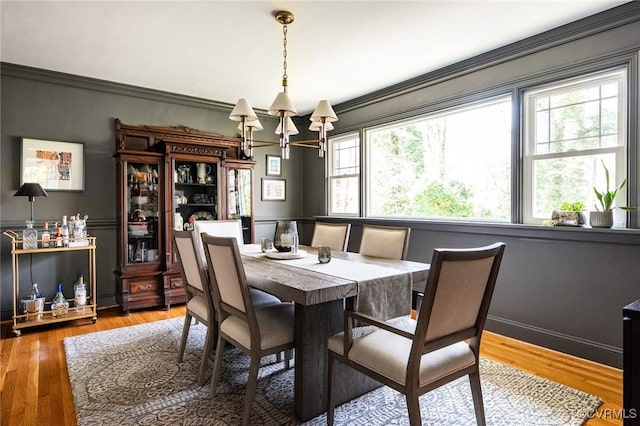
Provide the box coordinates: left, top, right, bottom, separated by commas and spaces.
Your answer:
242, 245, 411, 319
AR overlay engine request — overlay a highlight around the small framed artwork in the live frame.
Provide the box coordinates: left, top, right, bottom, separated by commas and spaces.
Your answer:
261, 178, 286, 201
266, 154, 282, 176
21, 138, 85, 191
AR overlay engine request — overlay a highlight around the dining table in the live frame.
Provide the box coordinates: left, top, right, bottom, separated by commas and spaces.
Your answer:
240, 244, 430, 421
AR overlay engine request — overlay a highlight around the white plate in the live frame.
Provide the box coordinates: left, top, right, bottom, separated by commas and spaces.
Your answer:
265, 249, 307, 260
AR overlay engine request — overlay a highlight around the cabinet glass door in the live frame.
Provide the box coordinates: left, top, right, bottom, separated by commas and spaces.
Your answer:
173, 160, 218, 231
126, 161, 160, 264
227, 168, 252, 243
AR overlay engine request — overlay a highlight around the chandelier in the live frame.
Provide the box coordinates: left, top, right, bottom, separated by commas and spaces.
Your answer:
229, 10, 338, 160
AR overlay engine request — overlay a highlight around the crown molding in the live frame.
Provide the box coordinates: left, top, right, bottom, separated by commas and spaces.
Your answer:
1, 62, 236, 113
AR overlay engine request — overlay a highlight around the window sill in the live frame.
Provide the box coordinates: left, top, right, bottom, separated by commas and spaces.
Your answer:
312, 216, 640, 246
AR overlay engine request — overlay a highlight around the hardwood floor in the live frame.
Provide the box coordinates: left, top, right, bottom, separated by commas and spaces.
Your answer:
0, 306, 623, 426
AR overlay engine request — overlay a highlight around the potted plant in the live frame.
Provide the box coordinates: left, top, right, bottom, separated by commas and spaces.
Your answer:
549, 201, 587, 226
590, 160, 629, 228
561, 201, 587, 225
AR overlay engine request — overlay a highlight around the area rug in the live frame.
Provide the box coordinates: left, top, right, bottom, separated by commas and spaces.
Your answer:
63, 317, 601, 425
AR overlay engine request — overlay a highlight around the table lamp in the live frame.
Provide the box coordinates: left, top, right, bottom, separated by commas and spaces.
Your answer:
14, 183, 48, 221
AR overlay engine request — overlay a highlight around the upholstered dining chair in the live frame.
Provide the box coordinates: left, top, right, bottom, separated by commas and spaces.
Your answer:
173, 230, 216, 385
358, 224, 411, 260
192, 219, 281, 308
310, 221, 351, 251
327, 242, 506, 426
201, 234, 296, 426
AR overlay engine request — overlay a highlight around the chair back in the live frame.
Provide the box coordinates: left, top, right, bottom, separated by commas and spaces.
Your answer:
358, 224, 411, 260
192, 220, 244, 270
310, 222, 351, 251
413, 242, 505, 357
173, 230, 208, 296
201, 234, 255, 323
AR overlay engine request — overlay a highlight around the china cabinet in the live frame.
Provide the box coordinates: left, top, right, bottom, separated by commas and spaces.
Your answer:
114, 119, 254, 313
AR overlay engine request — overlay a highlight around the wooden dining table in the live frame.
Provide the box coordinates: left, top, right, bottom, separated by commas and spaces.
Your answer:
240, 244, 430, 421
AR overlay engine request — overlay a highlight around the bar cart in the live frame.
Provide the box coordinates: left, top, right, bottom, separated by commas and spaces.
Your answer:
3, 230, 98, 336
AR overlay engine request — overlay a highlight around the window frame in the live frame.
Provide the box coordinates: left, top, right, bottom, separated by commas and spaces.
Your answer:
327, 132, 361, 217
521, 67, 628, 225
363, 95, 513, 221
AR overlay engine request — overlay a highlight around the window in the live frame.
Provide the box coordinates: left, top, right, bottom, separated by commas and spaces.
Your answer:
365, 97, 512, 221
328, 133, 360, 216
523, 69, 627, 225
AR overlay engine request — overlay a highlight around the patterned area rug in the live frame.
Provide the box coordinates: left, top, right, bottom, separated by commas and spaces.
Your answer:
64, 317, 601, 425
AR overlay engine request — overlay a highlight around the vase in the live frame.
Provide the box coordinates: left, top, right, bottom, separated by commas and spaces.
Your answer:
274, 220, 298, 252
589, 211, 613, 228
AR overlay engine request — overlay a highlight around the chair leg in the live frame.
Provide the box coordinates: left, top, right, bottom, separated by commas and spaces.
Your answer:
198, 323, 215, 385
406, 394, 422, 426
276, 352, 282, 362
469, 371, 486, 426
327, 353, 336, 426
210, 334, 225, 397
284, 348, 292, 370
242, 356, 261, 426
178, 314, 192, 363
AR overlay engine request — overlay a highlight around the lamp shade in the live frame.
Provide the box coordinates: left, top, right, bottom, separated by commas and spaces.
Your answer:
310, 100, 338, 123
275, 117, 299, 135
14, 183, 48, 201
229, 98, 258, 122
268, 92, 297, 116
238, 118, 264, 132
309, 121, 334, 132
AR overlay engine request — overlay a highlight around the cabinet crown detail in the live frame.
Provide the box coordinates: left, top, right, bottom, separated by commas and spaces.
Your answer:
115, 118, 241, 156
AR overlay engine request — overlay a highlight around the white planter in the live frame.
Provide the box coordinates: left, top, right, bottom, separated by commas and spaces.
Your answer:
589, 211, 614, 228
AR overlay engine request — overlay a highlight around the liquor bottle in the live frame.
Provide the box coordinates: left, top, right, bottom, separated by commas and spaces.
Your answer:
29, 282, 43, 300
61, 215, 70, 247
27, 283, 44, 320
22, 220, 38, 250
41, 221, 51, 248
74, 275, 87, 313
67, 214, 75, 242
51, 283, 69, 317
55, 226, 63, 247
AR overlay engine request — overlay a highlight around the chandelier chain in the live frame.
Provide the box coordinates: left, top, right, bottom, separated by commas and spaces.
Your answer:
282, 23, 288, 91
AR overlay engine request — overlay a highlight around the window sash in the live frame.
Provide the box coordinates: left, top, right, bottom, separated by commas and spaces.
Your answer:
328, 133, 360, 216
522, 68, 627, 224
364, 96, 512, 221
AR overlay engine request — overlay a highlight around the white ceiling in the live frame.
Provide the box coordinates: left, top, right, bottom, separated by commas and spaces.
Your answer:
0, 0, 629, 115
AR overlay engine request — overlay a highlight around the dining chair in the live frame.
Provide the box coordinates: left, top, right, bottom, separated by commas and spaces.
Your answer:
358, 224, 411, 260
327, 242, 506, 426
192, 219, 281, 308
310, 221, 351, 251
201, 234, 295, 426
173, 230, 217, 385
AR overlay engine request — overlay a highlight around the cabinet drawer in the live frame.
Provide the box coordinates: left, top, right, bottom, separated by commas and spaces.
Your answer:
169, 276, 184, 290
130, 278, 159, 294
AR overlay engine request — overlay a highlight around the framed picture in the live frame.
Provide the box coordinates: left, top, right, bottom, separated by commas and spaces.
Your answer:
21, 138, 85, 191
266, 154, 282, 176
261, 178, 286, 201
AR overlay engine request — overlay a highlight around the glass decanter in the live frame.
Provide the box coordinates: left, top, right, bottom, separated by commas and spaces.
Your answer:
22, 220, 38, 250
51, 283, 69, 317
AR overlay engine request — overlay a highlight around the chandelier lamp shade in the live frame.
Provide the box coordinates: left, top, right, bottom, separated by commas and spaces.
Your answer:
14, 182, 48, 221
228, 10, 338, 160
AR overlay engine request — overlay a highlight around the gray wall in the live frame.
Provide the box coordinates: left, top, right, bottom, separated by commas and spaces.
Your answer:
299, 2, 640, 367
0, 65, 301, 313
